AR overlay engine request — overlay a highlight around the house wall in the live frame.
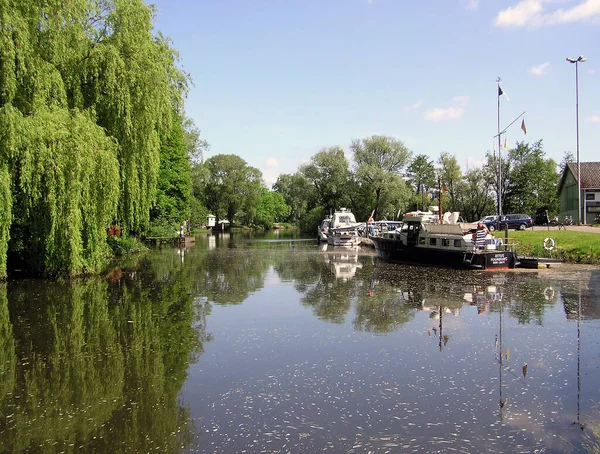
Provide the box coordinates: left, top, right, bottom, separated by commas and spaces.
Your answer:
559, 169, 581, 222
584, 190, 600, 223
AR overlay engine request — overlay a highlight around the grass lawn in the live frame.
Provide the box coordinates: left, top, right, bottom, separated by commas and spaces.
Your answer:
503, 229, 600, 264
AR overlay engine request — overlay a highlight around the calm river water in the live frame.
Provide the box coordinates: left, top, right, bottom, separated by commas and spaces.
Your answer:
1, 231, 599, 453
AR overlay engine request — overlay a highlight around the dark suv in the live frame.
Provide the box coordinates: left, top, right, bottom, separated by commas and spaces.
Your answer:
485, 213, 533, 231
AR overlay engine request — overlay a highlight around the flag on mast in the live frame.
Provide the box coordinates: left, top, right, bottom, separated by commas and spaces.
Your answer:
521, 119, 527, 135
498, 85, 510, 101
504, 136, 508, 150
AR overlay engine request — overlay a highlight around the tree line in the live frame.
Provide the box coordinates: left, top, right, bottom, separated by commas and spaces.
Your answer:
0, 1, 563, 278
273, 136, 562, 233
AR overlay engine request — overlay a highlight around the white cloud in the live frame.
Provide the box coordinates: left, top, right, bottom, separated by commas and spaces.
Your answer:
265, 157, 279, 168
465, 156, 486, 170
495, 0, 600, 28
424, 96, 469, 121
424, 107, 465, 121
586, 114, 600, 122
530, 61, 551, 76
403, 100, 422, 112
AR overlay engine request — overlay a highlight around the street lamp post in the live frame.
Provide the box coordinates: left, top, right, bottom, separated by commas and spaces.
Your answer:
567, 55, 586, 225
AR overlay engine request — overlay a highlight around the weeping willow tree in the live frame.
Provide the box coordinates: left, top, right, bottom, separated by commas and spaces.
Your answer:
0, 0, 187, 275
1, 107, 119, 275
0, 167, 10, 278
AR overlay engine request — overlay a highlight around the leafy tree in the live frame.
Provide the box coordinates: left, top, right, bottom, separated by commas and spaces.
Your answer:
273, 173, 317, 223
351, 135, 412, 219
70, 0, 187, 233
482, 150, 510, 216
438, 152, 462, 211
300, 147, 350, 213
504, 140, 559, 215
347, 172, 410, 221
559, 151, 575, 175
0, 0, 188, 275
252, 188, 291, 228
182, 117, 209, 163
203, 154, 263, 226
150, 114, 192, 231
0, 166, 10, 278
189, 162, 210, 229
1, 107, 119, 276
455, 167, 495, 222
407, 154, 436, 210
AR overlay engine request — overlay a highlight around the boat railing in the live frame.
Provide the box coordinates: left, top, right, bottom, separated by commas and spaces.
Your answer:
472, 237, 518, 253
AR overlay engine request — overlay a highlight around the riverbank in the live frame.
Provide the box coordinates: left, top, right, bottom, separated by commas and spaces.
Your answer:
510, 228, 600, 265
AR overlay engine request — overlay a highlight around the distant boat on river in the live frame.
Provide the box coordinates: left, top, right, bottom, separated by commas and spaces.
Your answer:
326, 208, 364, 247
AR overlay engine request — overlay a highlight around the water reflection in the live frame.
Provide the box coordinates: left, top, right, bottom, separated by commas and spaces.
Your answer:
0, 253, 209, 453
1, 236, 599, 453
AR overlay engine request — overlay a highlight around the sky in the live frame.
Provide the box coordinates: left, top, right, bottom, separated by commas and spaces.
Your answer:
149, 0, 599, 186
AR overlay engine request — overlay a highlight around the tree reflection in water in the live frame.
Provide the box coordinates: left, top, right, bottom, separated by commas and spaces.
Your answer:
0, 252, 208, 453
2, 238, 600, 453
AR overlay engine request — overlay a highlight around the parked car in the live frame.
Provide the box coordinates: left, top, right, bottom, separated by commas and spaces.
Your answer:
476, 215, 499, 224
484, 213, 533, 231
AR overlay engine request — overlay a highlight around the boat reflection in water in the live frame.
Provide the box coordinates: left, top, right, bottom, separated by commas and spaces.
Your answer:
320, 244, 363, 280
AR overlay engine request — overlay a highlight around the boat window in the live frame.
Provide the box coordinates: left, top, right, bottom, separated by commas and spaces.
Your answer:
429, 238, 437, 246
442, 238, 450, 247
454, 239, 461, 247
419, 237, 426, 245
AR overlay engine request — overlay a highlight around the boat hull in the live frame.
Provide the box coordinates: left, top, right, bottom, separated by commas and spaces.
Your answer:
370, 236, 516, 270
327, 235, 361, 247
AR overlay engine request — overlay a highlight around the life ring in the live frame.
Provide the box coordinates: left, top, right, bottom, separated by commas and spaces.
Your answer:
544, 287, 554, 301
543, 237, 555, 251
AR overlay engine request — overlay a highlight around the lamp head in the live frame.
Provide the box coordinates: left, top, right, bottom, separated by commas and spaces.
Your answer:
567, 56, 587, 63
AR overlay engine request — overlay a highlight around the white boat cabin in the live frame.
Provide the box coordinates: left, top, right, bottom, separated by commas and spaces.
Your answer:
378, 210, 499, 252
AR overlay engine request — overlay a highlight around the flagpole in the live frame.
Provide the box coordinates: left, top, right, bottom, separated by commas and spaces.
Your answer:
497, 78, 502, 225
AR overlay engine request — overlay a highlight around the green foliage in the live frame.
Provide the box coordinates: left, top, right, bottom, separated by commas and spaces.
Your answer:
253, 188, 291, 228
189, 197, 209, 232
351, 135, 412, 219
300, 146, 350, 213
0, 0, 189, 275
2, 107, 120, 276
407, 154, 436, 211
182, 116, 209, 163
273, 172, 316, 223
455, 167, 496, 222
150, 114, 192, 227
504, 140, 559, 215
203, 154, 263, 226
0, 166, 10, 278
300, 206, 327, 234
437, 152, 462, 211
106, 235, 146, 256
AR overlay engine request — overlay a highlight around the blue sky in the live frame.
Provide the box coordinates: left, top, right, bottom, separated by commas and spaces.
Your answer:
150, 0, 599, 185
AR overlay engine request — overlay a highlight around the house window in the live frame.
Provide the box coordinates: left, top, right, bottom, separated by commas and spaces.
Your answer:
429, 238, 437, 246
586, 193, 595, 201
454, 239, 462, 247
442, 238, 450, 247
419, 237, 426, 245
